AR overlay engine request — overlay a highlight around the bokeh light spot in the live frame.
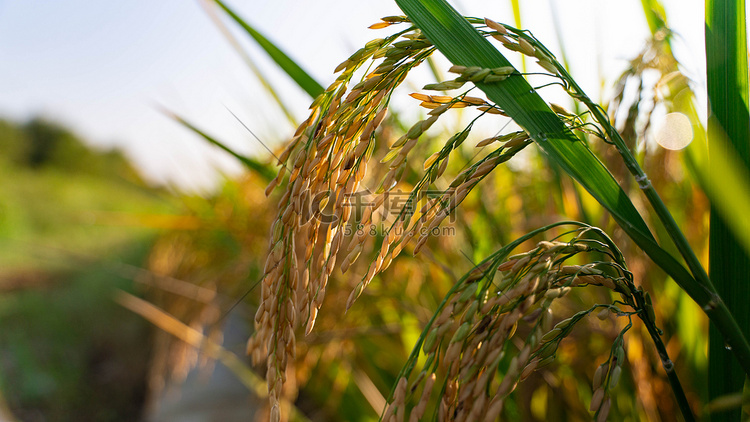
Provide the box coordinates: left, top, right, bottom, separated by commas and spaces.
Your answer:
655, 112, 693, 150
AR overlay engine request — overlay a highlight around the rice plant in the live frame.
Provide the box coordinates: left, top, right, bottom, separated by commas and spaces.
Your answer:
237, 1, 750, 420
120, 0, 750, 420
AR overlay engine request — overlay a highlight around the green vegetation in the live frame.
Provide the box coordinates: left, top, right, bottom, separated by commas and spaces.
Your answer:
0, 244, 153, 421
3, 0, 749, 421
0, 118, 167, 269
0, 118, 173, 420
202, 0, 749, 420
705, 0, 750, 420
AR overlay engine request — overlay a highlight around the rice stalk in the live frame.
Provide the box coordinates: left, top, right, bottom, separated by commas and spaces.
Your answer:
244, 3, 750, 420
382, 222, 681, 421
247, 22, 439, 418
394, 0, 750, 392
247, 16, 542, 419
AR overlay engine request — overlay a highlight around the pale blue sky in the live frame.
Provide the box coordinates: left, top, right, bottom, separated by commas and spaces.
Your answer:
0, 0, 709, 191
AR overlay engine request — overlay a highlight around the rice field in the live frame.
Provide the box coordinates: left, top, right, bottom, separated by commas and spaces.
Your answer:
2, 0, 748, 421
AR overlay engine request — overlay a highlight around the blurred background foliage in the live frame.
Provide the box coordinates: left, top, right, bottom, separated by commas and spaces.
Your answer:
0, 0, 729, 421
0, 117, 172, 420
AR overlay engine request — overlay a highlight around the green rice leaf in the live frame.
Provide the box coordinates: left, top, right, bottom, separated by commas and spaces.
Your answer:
706, 0, 750, 417
201, 1, 297, 126
213, 0, 325, 99
395, 1, 652, 239
394, 0, 722, 313
166, 111, 276, 182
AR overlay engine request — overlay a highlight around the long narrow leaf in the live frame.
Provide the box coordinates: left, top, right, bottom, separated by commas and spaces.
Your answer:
640, 0, 668, 34
165, 110, 276, 182
114, 291, 313, 422
393, 2, 664, 242
213, 0, 325, 99
200, 0, 297, 126
706, 0, 750, 417
114, 290, 264, 394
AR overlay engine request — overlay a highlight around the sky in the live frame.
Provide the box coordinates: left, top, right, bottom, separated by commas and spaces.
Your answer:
0, 0, 711, 192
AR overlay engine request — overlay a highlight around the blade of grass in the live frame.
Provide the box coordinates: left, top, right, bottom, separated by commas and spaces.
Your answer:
394, 1, 654, 250
114, 290, 313, 422
353, 369, 387, 417
212, 0, 325, 99
706, 0, 750, 418
704, 391, 750, 416
640, 0, 668, 35
425, 56, 444, 85
691, 130, 750, 259
199, 0, 297, 126
114, 290, 264, 393
164, 110, 276, 182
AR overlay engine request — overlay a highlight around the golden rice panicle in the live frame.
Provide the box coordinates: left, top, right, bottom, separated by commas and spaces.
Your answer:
248, 229, 299, 421
382, 376, 408, 422
416, 146, 513, 257
343, 42, 488, 310
407, 372, 435, 422
248, 25, 444, 414
391, 233, 639, 422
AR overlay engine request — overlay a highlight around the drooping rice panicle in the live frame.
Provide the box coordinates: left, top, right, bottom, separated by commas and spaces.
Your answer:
376, 222, 667, 421
249, 14, 683, 421
248, 20, 452, 417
